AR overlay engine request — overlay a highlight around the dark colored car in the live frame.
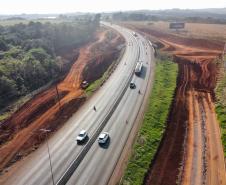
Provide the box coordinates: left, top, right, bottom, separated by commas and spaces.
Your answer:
130, 82, 136, 89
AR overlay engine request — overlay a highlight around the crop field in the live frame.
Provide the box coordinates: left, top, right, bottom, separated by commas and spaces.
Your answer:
126, 21, 226, 41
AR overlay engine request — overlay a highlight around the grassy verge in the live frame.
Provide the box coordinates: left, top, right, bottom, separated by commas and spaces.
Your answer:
85, 62, 115, 96
215, 67, 226, 157
121, 58, 178, 185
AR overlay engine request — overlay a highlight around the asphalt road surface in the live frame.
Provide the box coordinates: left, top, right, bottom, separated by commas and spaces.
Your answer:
0, 23, 154, 185
66, 24, 154, 185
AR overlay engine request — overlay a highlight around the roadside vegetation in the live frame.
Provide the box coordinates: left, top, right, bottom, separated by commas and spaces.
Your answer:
0, 16, 100, 111
215, 60, 226, 156
121, 54, 178, 185
85, 62, 115, 97
85, 48, 125, 97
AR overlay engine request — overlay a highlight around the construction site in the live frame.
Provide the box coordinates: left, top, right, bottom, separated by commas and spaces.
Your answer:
0, 10, 226, 185
0, 27, 125, 175
124, 22, 226, 185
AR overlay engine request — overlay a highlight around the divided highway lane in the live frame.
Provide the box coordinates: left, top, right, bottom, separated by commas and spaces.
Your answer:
0, 24, 141, 185
66, 30, 154, 185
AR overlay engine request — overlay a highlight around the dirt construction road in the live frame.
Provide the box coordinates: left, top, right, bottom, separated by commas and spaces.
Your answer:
125, 24, 226, 185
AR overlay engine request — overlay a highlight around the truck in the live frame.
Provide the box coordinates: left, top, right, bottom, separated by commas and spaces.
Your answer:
135, 62, 143, 76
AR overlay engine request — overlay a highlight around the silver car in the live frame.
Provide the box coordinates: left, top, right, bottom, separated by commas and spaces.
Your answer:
76, 130, 88, 142
98, 132, 109, 144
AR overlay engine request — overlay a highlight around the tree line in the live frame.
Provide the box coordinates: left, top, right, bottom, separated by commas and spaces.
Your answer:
109, 12, 226, 24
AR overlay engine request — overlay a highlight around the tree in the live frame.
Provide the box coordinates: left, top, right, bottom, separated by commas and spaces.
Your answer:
0, 75, 17, 108
94, 14, 101, 28
0, 38, 8, 51
29, 48, 50, 62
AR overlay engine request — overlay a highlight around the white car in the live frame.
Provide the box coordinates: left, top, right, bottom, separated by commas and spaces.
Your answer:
132, 32, 137, 37
98, 132, 109, 144
76, 130, 88, 142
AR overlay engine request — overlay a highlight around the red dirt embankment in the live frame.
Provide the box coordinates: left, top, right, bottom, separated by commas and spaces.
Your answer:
0, 29, 124, 174
125, 24, 226, 185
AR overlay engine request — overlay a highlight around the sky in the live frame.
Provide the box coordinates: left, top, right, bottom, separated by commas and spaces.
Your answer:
0, 0, 226, 14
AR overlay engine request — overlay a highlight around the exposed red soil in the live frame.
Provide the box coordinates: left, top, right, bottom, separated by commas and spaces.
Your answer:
0, 29, 124, 174
124, 23, 226, 185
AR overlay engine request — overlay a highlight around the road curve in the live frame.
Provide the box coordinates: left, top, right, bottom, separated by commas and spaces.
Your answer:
0, 23, 153, 185
66, 23, 154, 185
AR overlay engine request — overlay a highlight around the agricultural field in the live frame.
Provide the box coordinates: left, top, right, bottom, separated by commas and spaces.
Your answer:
125, 21, 226, 41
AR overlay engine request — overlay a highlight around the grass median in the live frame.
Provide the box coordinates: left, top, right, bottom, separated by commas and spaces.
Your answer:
121, 57, 178, 185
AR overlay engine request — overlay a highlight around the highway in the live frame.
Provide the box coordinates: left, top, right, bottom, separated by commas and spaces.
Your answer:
66, 25, 154, 185
0, 23, 154, 185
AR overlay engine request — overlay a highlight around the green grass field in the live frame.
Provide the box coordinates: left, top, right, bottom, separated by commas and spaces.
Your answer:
121, 59, 178, 185
215, 68, 226, 156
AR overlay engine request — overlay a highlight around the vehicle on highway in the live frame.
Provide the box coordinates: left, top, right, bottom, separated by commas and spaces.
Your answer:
76, 130, 88, 143
132, 31, 137, 37
130, 82, 136, 89
98, 132, 109, 144
135, 62, 143, 76
93, 105, 97, 111
80, 81, 89, 89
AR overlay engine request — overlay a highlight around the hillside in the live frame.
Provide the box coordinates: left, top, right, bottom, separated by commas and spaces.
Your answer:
0, 17, 100, 111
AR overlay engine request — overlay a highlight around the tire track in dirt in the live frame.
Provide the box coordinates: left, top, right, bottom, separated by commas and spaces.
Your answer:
204, 93, 226, 185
